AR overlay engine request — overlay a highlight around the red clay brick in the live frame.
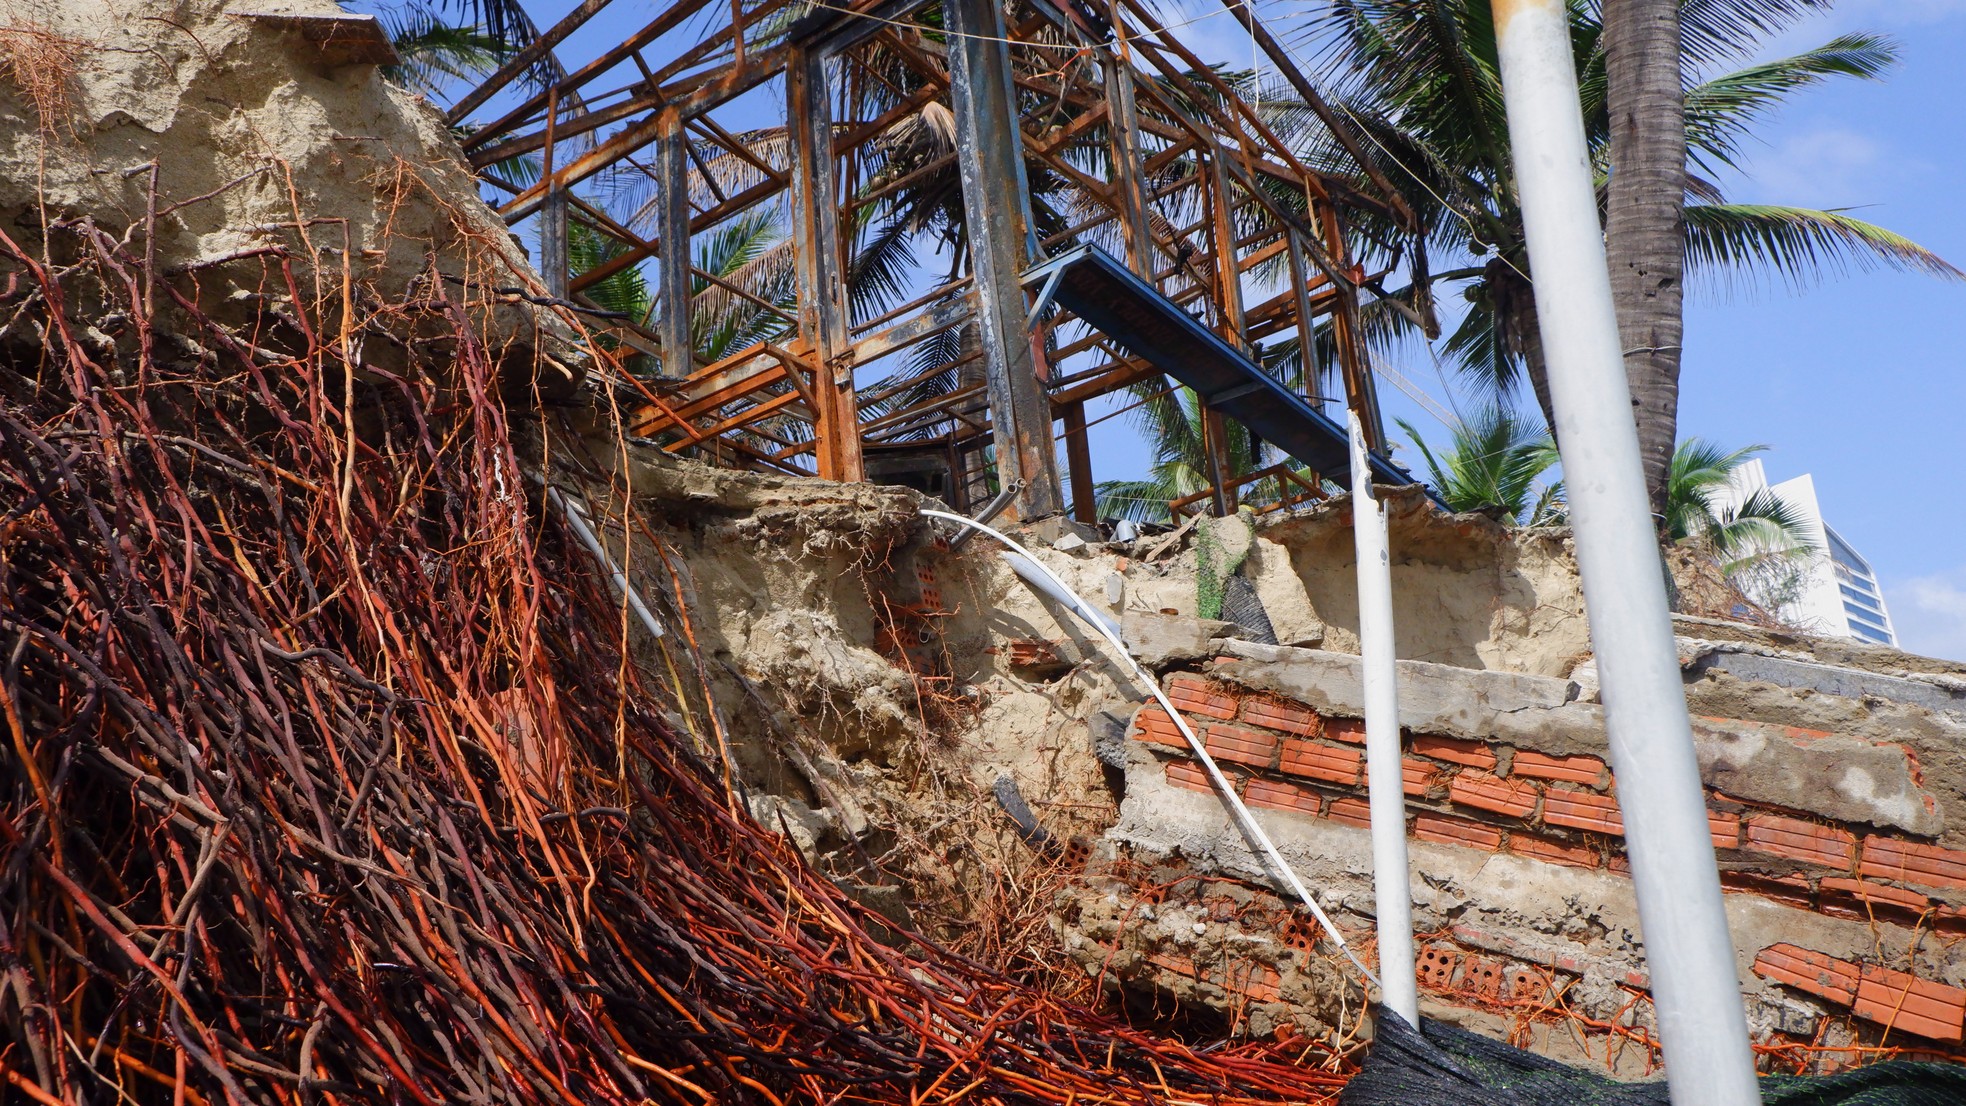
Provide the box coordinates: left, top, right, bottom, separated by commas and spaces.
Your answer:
1132, 707, 1186, 749
1542, 788, 1624, 835
1148, 952, 1198, 979
1860, 836, 1966, 891
1709, 810, 1743, 850
1240, 698, 1324, 738
1165, 759, 1222, 795
1754, 943, 1859, 1005
1450, 771, 1538, 818
1722, 871, 1816, 911
1325, 796, 1371, 829
1167, 674, 1239, 719
1279, 739, 1362, 785
1508, 832, 1597, 869
1245, 777, 1319, 817
1505, 966, 1558, 1006
1744, 815, 1856, 870
1416, 945, 1460, 992
1227, 961, 1282, 1003
1461, 956, 1505, 1001
1360, 755, 1437, 795
1820, 877, 1934, 914
1203, 724, 1279, 769
1510, 750, 1606, 786
1854, 964, 1966, 1041
1409, 734, 1498, 770
1413, 814, 1504, 851
1322, 717, 1367, 744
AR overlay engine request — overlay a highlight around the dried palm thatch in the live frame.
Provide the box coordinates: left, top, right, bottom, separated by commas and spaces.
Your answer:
0, 189, 1353, 1104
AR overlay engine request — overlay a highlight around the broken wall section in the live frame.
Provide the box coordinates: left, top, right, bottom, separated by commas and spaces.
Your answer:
1078, 621, 1966, 1074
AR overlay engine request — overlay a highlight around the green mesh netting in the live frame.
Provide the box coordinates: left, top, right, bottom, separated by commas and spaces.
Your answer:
1341, 1010, 1966, 1106
1195, 507, 1257, 620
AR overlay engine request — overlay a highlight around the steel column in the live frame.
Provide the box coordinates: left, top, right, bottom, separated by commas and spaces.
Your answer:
945, 0, 1063, 520
786, 48, 864, 482
656, 108, 693, 378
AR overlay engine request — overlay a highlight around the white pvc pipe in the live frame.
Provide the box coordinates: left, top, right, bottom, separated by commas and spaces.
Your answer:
921, 508, 1380, 988
547, 487, 666, 641
1349, 412, 1418, 1027
1489, 2, 1759, 1101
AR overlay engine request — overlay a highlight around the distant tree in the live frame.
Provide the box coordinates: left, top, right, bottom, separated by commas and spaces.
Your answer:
1093, 387, 1309, 523
1662, 439, 1813, 560
1398, 408, 1562, 525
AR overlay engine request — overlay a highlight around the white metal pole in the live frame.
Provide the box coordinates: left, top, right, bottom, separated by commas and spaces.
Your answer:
1488, 2, 1758, 1102
1348, 412, 1418, 1028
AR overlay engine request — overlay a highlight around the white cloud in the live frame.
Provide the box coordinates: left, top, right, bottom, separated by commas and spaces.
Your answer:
1884, 569, 1966, 662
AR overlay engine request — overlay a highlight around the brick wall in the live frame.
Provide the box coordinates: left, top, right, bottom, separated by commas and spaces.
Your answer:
1091, 642, 1966, 1071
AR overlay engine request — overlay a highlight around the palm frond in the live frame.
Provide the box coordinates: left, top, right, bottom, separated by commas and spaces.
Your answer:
1685, 203, 1964, 291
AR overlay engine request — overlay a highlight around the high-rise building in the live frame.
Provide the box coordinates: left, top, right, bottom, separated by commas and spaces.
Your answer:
1713, 459, 1897, 647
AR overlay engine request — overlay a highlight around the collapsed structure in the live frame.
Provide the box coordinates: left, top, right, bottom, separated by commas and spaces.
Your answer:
3, 2, 1966, 1104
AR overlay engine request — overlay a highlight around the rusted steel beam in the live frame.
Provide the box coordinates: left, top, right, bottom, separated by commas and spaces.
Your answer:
1102, 30, 1155, 276
945, 0, 1060, 520
1062, 402, 1098, 524
447, 0, 614, 123
786, 47, 864, 483
1211, 0, 1416, 230
655, 108, 693, 378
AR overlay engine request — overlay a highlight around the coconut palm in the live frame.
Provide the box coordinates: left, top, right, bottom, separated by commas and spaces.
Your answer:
1397, 409, 1561, 524
1295, 0, 1960, 511
1092, 386, 1314, 523
1662, 439, 1814, 563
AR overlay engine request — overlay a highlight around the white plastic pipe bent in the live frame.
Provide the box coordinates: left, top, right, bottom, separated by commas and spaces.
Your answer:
1488, 1, 1759, 1101
547, 486, 666, 641
1349, 412, 1418, 1027
920, 508, 1380, 989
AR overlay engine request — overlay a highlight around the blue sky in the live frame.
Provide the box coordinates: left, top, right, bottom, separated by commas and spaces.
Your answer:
440, 0, 1965, 658
1081, 0, 1966, 658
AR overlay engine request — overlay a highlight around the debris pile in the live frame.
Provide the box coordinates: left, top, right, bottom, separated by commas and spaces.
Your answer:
0, 6, 1359, 1102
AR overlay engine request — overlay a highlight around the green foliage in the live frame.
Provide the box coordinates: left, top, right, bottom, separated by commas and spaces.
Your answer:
1298, 0, 1958, 410
1397, 408, 1561, 525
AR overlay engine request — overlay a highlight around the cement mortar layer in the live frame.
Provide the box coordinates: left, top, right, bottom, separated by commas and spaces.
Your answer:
1206, 639, 1958, 840
0, 0, 574, 377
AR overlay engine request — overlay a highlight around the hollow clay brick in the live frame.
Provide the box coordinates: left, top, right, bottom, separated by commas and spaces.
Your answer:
1511, 750, 1605, 786
1279, 739, 1361, 785
1819, 877, 1933, 913
1240, 698, 1323, 738
1507, 832, 1596, 870
1325, 796, 1371, 828
1409, 734, 1497, 770
1416, 945, 1460, 992
1321, 717, 1367, 744
1165, 759, 1220, 795
1244, 777, 1319, 817
1413, 814, 1504, 851
1541, 788, 1624, 835
1854, 964, 1966, 1042
1860, 836, 1966, 891
1202, 724, 1279, 768
1753, 943, 1857, 1004
1450, 771, 1538, 818
1132, 707, 1185, 749
1744, 815, 1856, 870
1167, 674, 1238, 719
1708, 809, 1743, 849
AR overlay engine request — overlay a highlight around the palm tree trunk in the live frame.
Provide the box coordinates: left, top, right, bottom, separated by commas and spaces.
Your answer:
1603, 0, 1687, 525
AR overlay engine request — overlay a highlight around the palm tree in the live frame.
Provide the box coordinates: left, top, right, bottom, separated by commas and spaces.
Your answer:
1297, 0, 1960, 513
1661, 439, 1814, 566
1092, 387, 1308, 523
1397, 408, 1562, 524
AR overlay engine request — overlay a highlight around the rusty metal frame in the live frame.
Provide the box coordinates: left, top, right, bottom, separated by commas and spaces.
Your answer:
449, 0, 1401, 520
